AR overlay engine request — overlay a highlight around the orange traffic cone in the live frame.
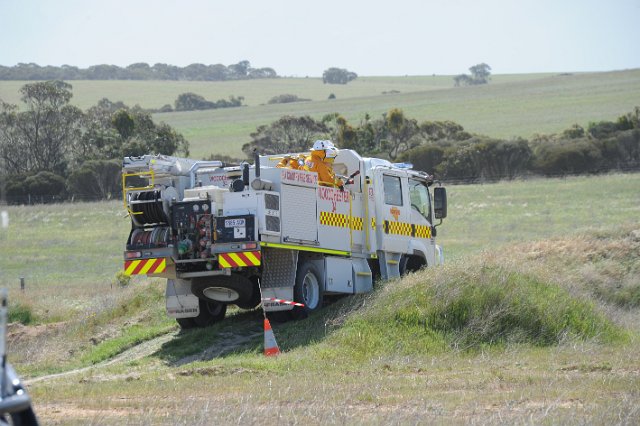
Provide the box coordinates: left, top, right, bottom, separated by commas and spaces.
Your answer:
263, 318, 280, 356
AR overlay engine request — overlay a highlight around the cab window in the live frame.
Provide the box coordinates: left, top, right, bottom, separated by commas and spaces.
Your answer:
383, 175, 403, 206
409, 180, 432, 222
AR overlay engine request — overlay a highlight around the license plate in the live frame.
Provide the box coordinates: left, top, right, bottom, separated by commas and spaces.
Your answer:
225, 218, 246, 227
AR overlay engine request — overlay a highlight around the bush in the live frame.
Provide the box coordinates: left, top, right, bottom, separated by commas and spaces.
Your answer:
322, 67, 358, 84
9, 301, 35, 325
6, 171, 66, 203
533, 138, 603, 175
267, 94, 310, 104
435, 137, 532, 180
399, 144, 446, 174
67, 159, 121, 200
174, 93, 244, 111
588, 120, 621, 139
115, 271, 131, 288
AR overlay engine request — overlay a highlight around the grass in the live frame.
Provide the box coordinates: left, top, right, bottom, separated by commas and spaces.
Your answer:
79, 323, 174, 365
438, 172, 640, 260
1, 69, 639, 158
3, 172, 639, 424
8, 300, 35, 324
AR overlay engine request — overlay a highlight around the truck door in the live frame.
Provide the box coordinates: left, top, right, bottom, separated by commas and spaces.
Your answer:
375, 171, 411, 253
408, 179, 433, 239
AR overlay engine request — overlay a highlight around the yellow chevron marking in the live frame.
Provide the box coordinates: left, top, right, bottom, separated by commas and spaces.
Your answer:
125, 260, 141, 276
244, 251, 261, 265
228, 252, 246, 266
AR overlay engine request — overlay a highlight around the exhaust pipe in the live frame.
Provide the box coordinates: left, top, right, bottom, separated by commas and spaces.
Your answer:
254, 151, 261, 178
250, 151, 273, 191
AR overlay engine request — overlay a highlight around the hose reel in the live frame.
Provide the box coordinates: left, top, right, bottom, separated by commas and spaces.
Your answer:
128, 186, 178, 227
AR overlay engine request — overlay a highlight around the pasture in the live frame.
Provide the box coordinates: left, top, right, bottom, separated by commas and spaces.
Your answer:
2, 172, 639, 424
1, 69, 639, 159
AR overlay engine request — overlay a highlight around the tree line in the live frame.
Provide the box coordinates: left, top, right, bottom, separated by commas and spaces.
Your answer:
0, 81, 189, 203
0, 60, 277, 81
2, 80, 638, 204
243, 108, 640, 181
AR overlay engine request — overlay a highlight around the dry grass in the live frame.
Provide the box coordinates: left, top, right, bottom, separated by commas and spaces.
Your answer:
4, 174, 639, 424
24, 223, 640, 425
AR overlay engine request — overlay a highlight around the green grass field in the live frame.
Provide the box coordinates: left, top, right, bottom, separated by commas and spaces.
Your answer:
2, 173, 640, 424
1, 69, 639, 159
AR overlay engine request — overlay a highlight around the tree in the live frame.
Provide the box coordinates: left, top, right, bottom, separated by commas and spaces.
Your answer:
0, 81, 84, 175
267, 94, 311, 104
112, 109, 135, 139
81, 99, 189, 159
453, 74, 473, 87
229, 60, 251, 79
469, 63, 492, 84
383, 109, 420, 160
242, 116, 329, 156
67, 159, 121, 199
174, 93, 244, 111
175, 92, 212, 111
453, 63, 492, 86
322, 68, 358, 84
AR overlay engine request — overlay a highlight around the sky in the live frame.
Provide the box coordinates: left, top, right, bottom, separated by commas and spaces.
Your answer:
1, 0, 639, 77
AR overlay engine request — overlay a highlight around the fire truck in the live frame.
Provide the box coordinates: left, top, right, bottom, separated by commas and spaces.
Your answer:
122, 149, 447, 328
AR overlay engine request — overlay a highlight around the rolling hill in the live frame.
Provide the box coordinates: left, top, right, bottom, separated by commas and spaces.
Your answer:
1, 69, 639, 159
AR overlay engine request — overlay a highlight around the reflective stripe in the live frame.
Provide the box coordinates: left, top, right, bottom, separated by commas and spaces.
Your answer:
124, 258, 167, 276
260, 242, 350, 256
218, 251, 261, 269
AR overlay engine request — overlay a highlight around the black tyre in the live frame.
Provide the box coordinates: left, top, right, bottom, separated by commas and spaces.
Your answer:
191, 275, 253, 306
193, 298, 227, 327
399, 255, 409, 276
292, 260, 324, 319
235, 276, 261, 310
176, 317, 196, 329
400, 254, 426, 275
10, 406, 38, 426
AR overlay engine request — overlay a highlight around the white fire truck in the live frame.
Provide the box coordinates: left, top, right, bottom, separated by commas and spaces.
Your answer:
122, 149, 447, 328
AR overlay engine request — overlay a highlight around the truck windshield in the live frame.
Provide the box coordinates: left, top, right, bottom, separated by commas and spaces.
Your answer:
409, 180, 432, 223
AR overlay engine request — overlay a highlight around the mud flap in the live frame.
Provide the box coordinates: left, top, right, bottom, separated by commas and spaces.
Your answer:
377, 251, 401, 280
165, 279, 199, 318
260, 247, 298, 312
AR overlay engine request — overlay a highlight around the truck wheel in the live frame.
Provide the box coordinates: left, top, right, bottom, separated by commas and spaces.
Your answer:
236, 276, 261, 310
193, 299, 227, 327
400, 254, 426, 275
10, 406, 38, 426
399, 255, 409, 276
176, 317, 196, 329
292, 261, 323, 319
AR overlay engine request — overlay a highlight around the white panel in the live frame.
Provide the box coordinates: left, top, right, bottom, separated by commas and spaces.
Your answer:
325, 257, 354, 294
281, 185, 318, 243
316, 186, 352, 252
165, 279, 200, 318
261, 287, 295, 312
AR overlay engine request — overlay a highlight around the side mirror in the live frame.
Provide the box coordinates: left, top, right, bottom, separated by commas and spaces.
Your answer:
433, 187, 447, 220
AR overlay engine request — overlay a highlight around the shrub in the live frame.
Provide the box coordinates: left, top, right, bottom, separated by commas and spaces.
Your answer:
115, 270, 131, 288
533, 138, 603, 175
9, 301, 35, 325
399, 144, 446, 174
267, 94, 311, 104
67, 159, 121, 200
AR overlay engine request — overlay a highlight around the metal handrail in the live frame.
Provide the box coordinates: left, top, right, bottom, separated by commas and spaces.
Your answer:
122, 170, 155, 217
